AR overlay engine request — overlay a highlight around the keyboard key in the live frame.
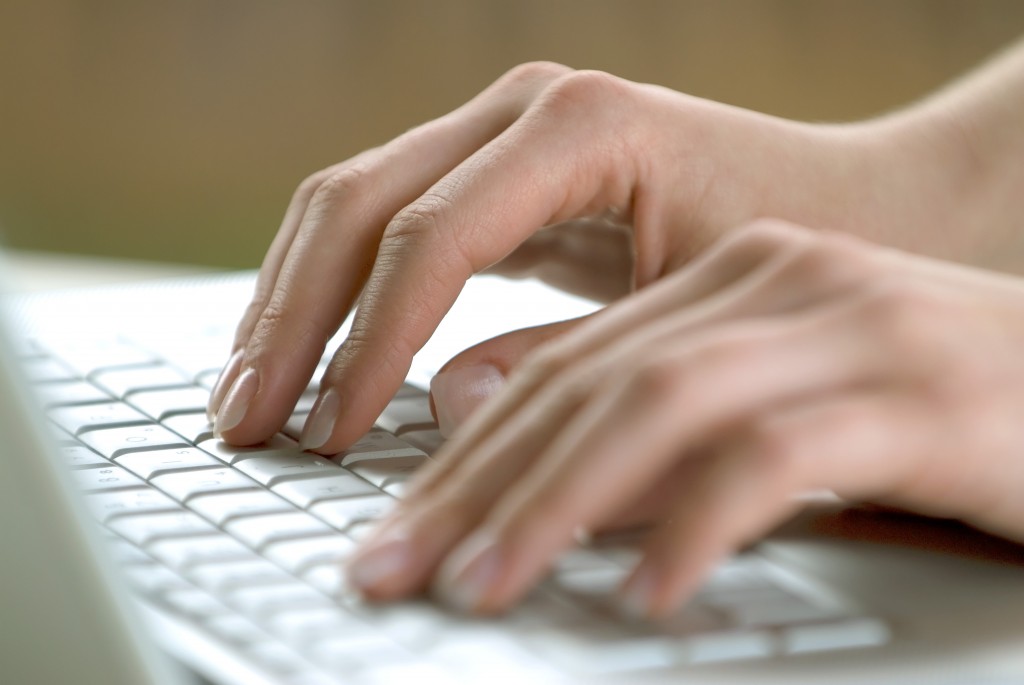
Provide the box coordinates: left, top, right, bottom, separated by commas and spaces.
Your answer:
268, 606, 371, 644
264, 536, 356, 574
309, 496, 394, 530
161, 588, 232, 620
197, 435, 299, 465
782, 617, 889, 654
375, 397, 437, 435
715, 594, 843, 627
23, 357, 77, 383
300, 564, 347, 597
58, 340, 155, 376
225, 512, 332, 549
347, 455, 427, 490
273, 473, 379, 509
127, 386, 211, 421
121, 565, 191, 596
188, 491, 295, 526
151, 467, 259, 502
35, 381, 110, 407
235, 453, 338, 487
400, 429, 444, 455
49, 402, 149, 435
92, 365, 190, 398
116, 447, 222, 480
281, 411, 310, 441
108, 511, 217, 545
80, 424, 188, 459
162, 412, 215, 444
194, 369, 221, 390
105, 537, 157, 565
188, 559, 295, 593
230, 583, 330, 617
336, 430, 425, 466
205, 614, 273, 648
58, 444, 110, 469
682, 630, 774, 664
86, 489, 181, 522
148, 535, 256, 568
71, 466, 145, 492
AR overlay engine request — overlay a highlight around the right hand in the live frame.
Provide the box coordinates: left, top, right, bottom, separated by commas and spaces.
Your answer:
206, 61, 971, 453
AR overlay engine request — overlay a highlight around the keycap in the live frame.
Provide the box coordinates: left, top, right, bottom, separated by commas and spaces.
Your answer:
308, 496, 394, 530
716, 594, 843, 627
294, 389, 320, 414
782, 617, 889, 654
375, 397, 437, 434
264, 536, 356, 574
151, 467, 259, 502
161, 588, 232, 620
345, 522, 378, 542
336, 430, 425, 466
400, 429, 444, 455
194, 369, 221, 390
34, 381, 111, 407
108, 511, 217, 545
148, 535, 256, 568
23, 357, 77, 383
86, 489, 181, 522
71, 466, 145, 492
301, 565, 347, 597
205, 614, 273, 648
92, 365, 190, 398
162, 412, 215, 444
58, 444, 110, 469
116, 447, 222, 480
282, 412, 308, 441
347, 455, 427, 490
105, 538, 157, 565
235, 453, 338, 487
121, 565, 191, 596
49, 402, 150, 435
273, 473, 379, 509
241, 640, 308, 676
188, 559, 296, 593
80, 424, 188, 459
198, 435, 299, 465
127, 386, 211, 420
268, 607, 371, 644
225, 512, 332, 549
57, 340, 155, 376
188, 490, 295, 526
230, 583, 330, 617
682, 630, 774, 664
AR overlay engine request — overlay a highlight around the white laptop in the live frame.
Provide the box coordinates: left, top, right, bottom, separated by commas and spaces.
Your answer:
2, 264, 1023, 685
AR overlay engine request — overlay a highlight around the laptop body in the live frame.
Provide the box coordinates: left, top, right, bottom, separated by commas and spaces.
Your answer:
2, 265, 1024, 684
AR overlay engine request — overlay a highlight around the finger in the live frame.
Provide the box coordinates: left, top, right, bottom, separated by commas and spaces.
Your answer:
206, 159, 352, 419
484, 216, 635, 303
429, 317, 588, 437
404, 221, 842, 504
620, 390, 935, 618
425, 309, 883, 614
215, 63, 573, 444
302, 71, 665, 453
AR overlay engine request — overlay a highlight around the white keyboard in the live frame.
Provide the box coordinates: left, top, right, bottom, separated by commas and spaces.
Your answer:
17, 288, 890, 684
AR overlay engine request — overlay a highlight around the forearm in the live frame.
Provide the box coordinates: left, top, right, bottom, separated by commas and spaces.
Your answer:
879, 39, 1024, 273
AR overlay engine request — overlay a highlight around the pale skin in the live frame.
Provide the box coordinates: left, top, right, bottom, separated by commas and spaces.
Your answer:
209, 41, 1024, 616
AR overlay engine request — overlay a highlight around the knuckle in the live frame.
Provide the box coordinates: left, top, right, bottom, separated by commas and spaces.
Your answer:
624, 356, 686, 402
539, 69, 628, 116
499, 61, 573, 89
786, 232, 875, 286
860, 277, 946, 348
313, 165, 372, 205
720, 219, 808, 260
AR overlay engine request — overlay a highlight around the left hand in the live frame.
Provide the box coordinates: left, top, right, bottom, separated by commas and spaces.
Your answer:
347, 219, 1024, 617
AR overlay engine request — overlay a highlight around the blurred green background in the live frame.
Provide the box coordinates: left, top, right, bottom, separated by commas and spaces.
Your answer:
2, 0, 1024, 269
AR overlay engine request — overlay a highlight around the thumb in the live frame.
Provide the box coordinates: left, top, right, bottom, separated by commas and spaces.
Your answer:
429, 316, 590, 437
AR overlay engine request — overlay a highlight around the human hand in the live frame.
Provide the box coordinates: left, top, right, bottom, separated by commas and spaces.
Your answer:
345, 220, 1024, 617
206, 62, 970, 452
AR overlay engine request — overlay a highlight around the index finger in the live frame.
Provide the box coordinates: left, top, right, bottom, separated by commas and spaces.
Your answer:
302, 71, 646, 452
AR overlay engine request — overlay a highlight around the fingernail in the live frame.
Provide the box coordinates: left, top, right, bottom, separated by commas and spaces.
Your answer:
300, 388, 340, 451
619, 564, 658, 620
214, 368, 259, 435
207, 349, 243, 421
347, 530, 412, 593
434, 529, 503, 613
430, 364, 505, 438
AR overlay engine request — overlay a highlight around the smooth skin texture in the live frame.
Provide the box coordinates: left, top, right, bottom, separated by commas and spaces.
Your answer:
211, 42, 1024, 616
